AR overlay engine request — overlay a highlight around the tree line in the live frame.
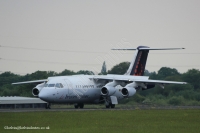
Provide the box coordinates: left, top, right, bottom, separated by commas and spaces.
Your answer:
0, 62, 200, 106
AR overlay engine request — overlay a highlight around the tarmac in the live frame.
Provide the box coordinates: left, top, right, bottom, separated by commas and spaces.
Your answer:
1, 105, 200, 112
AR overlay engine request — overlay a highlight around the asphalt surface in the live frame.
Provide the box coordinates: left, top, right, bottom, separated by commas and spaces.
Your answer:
1, 105, 200, 112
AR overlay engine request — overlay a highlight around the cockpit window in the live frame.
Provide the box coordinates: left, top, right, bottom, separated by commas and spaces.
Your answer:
60, 83, 64, 88
55, 83, 60, 88
48, 84, 55, 87
44, 84, 48, 87
55, 83, 64, 88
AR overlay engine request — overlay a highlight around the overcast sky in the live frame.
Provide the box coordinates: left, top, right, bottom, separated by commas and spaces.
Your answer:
0, 0, 200, 75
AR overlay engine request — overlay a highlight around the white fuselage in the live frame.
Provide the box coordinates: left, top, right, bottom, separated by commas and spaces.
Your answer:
38, 75, 126, 104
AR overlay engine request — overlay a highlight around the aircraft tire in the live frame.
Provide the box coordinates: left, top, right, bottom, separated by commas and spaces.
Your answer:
46, 103, 51, 109
74, 105, 78, 109
110, 104, 115, 108
79, 103, 84, 109
106, 105, 110, 108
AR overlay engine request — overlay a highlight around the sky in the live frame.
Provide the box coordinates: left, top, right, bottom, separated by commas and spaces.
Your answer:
0, 0, 200, 75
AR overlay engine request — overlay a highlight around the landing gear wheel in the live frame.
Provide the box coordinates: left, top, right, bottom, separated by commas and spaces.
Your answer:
106, 105, 110, 108
79, 103, 84, 109
74, 103, 84, 109
74, 105, 78, 109
46, 103, 51, 109
105, 103, 115, 108
110, 104, 115, 108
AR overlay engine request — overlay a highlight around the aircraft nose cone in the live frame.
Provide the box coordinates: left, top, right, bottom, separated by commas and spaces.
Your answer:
38, 89, 48, 101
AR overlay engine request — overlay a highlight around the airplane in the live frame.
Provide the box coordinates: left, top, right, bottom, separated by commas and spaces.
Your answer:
12, 46, 187, 109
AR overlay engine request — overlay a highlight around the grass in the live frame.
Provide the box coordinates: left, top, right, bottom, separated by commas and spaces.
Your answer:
1, 109, 200, 133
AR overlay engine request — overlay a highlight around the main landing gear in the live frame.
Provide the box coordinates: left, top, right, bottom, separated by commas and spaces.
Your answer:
104, 97, 116, 108
105, 103, 115, 108
74, 103, 84, 109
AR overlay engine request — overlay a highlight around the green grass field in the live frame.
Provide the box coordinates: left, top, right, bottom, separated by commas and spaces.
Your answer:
1, 109, 200, 133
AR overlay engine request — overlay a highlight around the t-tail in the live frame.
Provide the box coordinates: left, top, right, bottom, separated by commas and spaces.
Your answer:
112, 46, 184, 76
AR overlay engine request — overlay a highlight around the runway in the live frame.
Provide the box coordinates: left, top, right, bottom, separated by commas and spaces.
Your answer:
1, 105, 200, 112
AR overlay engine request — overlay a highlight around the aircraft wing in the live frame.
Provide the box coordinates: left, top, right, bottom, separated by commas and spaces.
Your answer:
134, 79, 187, 85
12, 79, 47, 85
93, 75, 149, 81
93, 75, 187, 85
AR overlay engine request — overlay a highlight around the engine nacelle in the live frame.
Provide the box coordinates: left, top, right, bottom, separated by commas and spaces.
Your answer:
32, 83, 45, 97
121, 87, 136, 97
101, 81, 119, 96
121, 82, 137, 97
101, 86, 116, 96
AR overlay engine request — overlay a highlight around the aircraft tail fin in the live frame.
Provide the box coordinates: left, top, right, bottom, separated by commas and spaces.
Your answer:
112, 46, 184, 76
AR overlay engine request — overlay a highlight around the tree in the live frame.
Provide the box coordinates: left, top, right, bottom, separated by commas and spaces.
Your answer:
144, 70, 151, 76
58, 69, 75, 76
76, 70, 94, 75
108, 62, 130, 75
100, 61, 107, 75
182, 69, 200, 90
0, 72, 20, 86
29, 71, 49, 80
157, 67, 180, 79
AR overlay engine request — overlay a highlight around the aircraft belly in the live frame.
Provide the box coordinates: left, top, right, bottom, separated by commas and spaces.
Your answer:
55, 88, 100, 103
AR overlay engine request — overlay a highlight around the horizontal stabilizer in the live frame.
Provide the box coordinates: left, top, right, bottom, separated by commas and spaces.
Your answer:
112, 48, 185, 50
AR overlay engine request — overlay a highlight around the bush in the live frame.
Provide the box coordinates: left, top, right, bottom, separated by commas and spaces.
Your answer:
195, 93, 200, 101
132, 94, 145, 103
142, 98, 152, 105
168, 96, 184, 105
119, 98, 130, 104
173, 90, 195, 100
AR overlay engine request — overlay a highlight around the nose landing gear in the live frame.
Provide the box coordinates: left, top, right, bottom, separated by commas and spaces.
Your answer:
45, 103, 51, 109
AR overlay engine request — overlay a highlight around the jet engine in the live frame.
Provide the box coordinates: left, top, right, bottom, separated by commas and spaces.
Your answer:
121, 82, 137, 97
121, 87, 136, 97
101, 86, 116, 96
32, 83, 45, 96
101, 81, 119, 96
